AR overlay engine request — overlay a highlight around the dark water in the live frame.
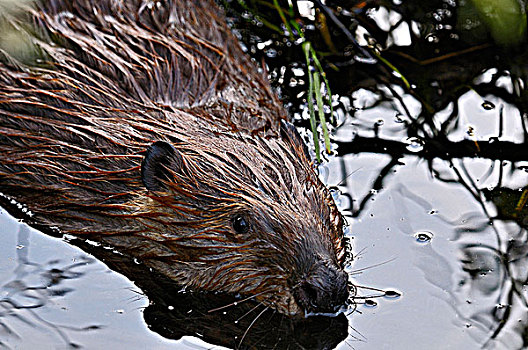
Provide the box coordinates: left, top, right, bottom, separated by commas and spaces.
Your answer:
2, 1, 528, 349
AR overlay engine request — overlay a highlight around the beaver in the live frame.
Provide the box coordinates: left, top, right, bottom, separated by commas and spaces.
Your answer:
0, 0, 349, 316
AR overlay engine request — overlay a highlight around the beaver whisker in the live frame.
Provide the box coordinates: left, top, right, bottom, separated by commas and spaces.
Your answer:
347, 258, 396, 275
238, 305, 270, 349
207, 290, 271, 313
345, 303, 358, 317
346, 322, 368, 343
351, 295, 385, 300
235, 299, 272, 324
352, 284, 387, 293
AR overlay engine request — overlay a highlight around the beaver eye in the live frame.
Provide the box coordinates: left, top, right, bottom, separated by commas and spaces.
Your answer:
232, 215, 250, 234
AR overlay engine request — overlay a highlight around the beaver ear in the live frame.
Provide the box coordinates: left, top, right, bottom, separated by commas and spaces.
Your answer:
141, 141, 183, 192
280, 120, 311, 161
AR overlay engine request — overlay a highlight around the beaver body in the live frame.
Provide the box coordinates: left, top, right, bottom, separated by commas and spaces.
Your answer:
0, 0, 349, 316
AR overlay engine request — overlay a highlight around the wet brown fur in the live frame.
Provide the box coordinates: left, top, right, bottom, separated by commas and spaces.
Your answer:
0, 0, 347, 315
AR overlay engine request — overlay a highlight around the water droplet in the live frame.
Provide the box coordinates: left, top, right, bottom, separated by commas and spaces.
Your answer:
265, 48, 277, 58
115, 309, 124, 314
375, 119, 384, 126
16, 245, 24, 250
364, 299, 377, 307
414, 231, 434, 243
488, 137, 498, 144
481, 100, 495, 110
384, 290, 401, 299
465, 323, 472, 328
403, 137, 424, 152
353, 55, 377, 65
428, 210, 437, 215
426, 34, 439, 43
329, 187, 342, 196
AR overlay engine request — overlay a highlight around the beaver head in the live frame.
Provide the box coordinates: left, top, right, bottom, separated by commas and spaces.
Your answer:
105, 119, 349, 316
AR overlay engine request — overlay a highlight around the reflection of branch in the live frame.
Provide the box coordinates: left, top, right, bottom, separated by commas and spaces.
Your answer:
335, 136, 528, 161
311, 0, 375, 62
352, 156, 402, 217
437, 160, 527, 345
390, 43, 492, 66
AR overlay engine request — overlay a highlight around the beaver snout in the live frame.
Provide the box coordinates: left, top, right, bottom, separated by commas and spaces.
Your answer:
293, 261, 349, 314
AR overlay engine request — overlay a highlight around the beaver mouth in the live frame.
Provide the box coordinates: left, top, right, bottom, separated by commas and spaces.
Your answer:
292, 261, 349, 315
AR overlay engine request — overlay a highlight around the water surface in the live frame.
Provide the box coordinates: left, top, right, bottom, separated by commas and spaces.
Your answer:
2, 0, 528, 349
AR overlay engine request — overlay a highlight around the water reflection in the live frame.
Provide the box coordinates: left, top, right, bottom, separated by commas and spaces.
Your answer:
330, 154, 528, 348
70, 238, 351, 349
0, 222, 99, 348
329, 132, 528, 348
0, 211, 176, 349
0, 210, 356, 349
293, 1, 528, 342
330, 106, 528, 348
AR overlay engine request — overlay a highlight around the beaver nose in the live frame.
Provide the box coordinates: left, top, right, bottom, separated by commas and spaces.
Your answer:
294, 262, 349, 314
